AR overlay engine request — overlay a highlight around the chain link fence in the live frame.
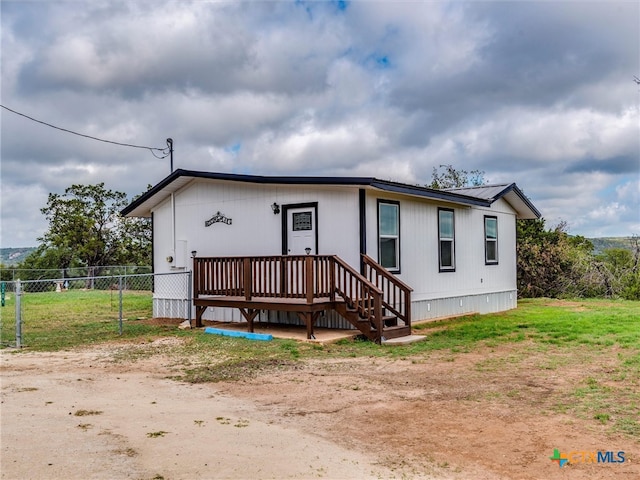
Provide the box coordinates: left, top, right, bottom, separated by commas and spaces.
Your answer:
0, 265, 152, 282
1, 271, 191, 349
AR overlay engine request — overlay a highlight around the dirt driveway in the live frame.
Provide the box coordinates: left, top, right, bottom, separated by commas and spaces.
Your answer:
1, 339, 638, 479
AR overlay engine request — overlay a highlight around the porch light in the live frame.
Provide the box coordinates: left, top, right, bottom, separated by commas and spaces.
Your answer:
271, 202, 280, 214
305, 247, 311, 255
191, 250, 197, 258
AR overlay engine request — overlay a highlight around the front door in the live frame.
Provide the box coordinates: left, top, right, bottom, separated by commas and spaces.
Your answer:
285, 205, 317, 255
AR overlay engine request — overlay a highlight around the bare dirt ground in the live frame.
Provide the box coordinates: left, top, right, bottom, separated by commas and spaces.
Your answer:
1, 338, 638, 480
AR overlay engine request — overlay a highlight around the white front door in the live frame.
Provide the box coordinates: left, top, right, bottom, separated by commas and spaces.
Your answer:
286, 206, 317, 255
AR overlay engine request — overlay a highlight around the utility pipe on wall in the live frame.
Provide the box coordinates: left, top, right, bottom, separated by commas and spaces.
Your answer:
171, 192, 176, 267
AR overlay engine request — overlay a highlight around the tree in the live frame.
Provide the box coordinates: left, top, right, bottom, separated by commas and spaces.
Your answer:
515, 219, 592, 298
23, 183, 151, 271
113, 184, 152, 266
595, 243, 640, 300
428, 164, 486, 189
115, 216, 152, 266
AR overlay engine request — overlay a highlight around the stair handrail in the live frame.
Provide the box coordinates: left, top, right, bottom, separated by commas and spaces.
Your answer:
331, 255, 384, 342
361, 254, 413, 328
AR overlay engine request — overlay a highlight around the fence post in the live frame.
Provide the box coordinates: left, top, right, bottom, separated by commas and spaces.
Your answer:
15, 280, 22, 348
187, 271, 193, 326
118, 276, 123, 335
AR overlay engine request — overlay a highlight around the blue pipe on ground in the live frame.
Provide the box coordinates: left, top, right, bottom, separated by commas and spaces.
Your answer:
204, 327, 273, 341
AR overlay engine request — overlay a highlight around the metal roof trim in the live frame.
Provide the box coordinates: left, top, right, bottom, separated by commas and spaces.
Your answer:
369, 180, 491, 207
121, 170, 528, 217
444, 183, 541, 219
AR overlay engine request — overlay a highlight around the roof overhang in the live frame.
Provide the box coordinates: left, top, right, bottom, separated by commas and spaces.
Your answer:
497, 184, 541, 219
445, 183, 540, 219
121, 170, 536, 218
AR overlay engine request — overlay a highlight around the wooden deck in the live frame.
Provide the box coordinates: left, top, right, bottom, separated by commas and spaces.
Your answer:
193, 254, 412, 343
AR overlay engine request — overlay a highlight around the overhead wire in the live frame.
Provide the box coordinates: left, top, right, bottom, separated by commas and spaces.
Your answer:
1, 104, 170, 158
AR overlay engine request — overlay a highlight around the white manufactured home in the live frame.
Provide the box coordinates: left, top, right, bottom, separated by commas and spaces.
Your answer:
122, 169, 540, 342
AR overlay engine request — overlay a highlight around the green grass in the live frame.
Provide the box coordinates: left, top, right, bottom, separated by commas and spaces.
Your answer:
3, 294, 637, 356
1, 289, 159, 350
3, 294, 638, 358
411, 298, 639, 351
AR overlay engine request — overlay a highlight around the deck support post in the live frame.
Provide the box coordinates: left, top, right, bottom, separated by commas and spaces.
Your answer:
239, 308, 260, 332
296, 311, 321, 339
195, 305, 207, 328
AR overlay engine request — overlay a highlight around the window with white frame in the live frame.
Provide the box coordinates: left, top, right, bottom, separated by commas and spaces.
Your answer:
484, 216, 498, 264
438, 208, 455, 271
378, 200, 400, 272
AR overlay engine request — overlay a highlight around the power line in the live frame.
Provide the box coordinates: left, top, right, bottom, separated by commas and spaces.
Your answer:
1, 104, 169, 157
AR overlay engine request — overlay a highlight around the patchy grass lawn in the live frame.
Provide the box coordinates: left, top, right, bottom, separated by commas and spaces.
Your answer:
2, 294, 638, 438
0, 289, 158, 350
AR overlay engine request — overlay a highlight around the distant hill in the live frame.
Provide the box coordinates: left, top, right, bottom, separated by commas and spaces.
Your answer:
587, 237, 636, 255
0, 247, 36, 266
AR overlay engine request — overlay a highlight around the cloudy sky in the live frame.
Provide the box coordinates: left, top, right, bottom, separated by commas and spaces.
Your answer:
1, 0, 639, 247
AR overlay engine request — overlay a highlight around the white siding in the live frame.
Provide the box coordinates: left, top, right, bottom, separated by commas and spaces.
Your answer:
150, 180, 521, 323
151, 180, 362, 320
153, 180, 362, 272
152, 197, 175, 273
364, 192, 518, 306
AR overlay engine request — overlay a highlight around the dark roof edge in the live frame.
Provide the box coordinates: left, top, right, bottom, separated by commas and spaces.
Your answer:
122, 169, 509, 216
121, 169, 377, 216
175, 169, 377, 185
121, 168, 182, 216
371, 179, 490, 207
494, 183, 541, 218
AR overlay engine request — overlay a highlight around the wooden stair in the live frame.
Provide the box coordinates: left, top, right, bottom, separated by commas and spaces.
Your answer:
333, 297, 411, 342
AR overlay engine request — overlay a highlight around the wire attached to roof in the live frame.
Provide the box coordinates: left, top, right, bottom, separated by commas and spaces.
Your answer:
1, 104, 170, 158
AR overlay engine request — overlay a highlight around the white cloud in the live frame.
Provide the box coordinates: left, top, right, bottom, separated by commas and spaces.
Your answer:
1, 0, 638, 246
0, 183, 48, 248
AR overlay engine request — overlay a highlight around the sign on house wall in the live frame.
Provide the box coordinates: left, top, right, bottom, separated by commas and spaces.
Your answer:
205, 211, 232, 227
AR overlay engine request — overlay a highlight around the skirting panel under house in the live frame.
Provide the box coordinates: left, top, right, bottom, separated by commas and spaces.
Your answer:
151, 290, 517, 328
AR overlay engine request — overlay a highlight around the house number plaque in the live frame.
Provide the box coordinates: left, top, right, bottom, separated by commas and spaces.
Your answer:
205, 211, 232, 227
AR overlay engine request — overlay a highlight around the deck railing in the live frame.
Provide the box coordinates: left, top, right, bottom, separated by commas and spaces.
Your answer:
361, 254, 413, 328
194, 255, 382, 327
194, 255, 339, 301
